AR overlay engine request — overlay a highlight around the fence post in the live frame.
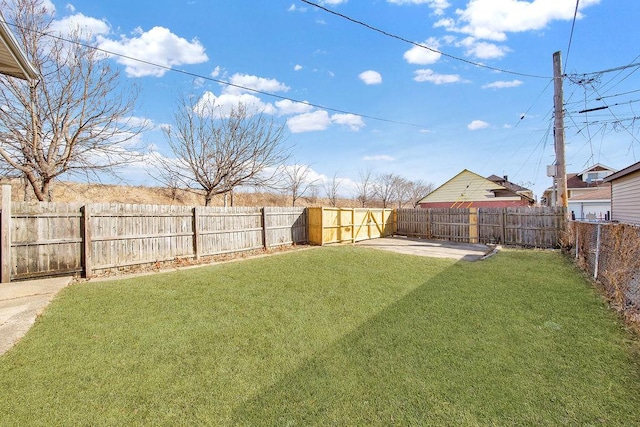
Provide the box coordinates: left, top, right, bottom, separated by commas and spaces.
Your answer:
351, 208, 356, 243
501, 208, 507, 245
261, 207, 269, 250
575, 222, 579, 259
469, 207, 478, 243
594, 223, 601, 280
81, 204, 92, 279
193, 207, 200, 260
1, 184, 11, 283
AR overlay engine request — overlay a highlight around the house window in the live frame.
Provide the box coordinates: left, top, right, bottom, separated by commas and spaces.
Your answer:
586, 171, 608, 183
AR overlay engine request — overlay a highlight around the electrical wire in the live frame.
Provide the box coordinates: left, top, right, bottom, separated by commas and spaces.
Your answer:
595, 88, 640, 101
563, 0, 580, 74
1, 19, 429, 129
593, 86, 640, 152
299, 0, 550, 79
514, 78, 553, 127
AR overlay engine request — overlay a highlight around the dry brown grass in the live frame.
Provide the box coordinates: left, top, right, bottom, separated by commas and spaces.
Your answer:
6, 179, 364, 208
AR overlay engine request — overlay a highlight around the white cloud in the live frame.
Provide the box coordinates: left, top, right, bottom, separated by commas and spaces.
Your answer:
331, 113, 365, 131
413, 69, 463, 84
41, 0, 56, 14
287, 110, 332, 133
320, 0, 348, 5
439, 0, 601, 41
482, 80, 523, 89
387, 0, 450, 15
223, 73, 290, 95
403, 37, 442, 65
195, 91, 276, 118
51, 13, 110, 39
210, 66, 222, 78
358, 70, 382, 85
278, 164, 325, 185
363, 154, 396, 161
468, 120, 490, 130
275, 99, 314, 116
294, 64, 303, 71
459, 37, 510, 59
288, 4, 306, 12
97, 27, 208, 77
286, 110, 365, 133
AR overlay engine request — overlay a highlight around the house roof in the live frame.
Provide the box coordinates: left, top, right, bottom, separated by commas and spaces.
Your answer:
576, 163, 616, 177
604, 161, 640, 182
418, 169, 532, 205
486, 174, 531, 193
568, 184, 611, 201
419, 169, 503, 204
0, 12, 38, 81
565, 172, 614, 190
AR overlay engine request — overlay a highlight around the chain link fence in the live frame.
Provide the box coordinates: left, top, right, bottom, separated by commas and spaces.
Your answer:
568, 221, 640, 328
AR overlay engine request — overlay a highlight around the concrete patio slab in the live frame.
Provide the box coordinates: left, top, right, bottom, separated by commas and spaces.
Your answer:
355, 236, 493, 261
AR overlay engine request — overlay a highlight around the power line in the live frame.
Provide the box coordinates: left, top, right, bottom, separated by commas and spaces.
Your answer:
563, 0, 580, 74
1, 19, 429, 129
596, 88, 640, 100
593, 87, 640, 150
299, 0, 550, 79
514, 78, 553, 127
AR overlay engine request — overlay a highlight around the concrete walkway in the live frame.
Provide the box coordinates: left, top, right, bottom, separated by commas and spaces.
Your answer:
0, 276, 74, 356
355, 236, 493, 261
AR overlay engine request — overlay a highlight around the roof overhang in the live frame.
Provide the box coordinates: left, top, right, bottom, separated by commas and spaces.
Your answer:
0, 12, 38, 81
604, 161, 640, 183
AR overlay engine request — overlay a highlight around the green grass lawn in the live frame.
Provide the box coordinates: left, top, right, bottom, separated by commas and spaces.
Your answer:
1, 246, 639, 426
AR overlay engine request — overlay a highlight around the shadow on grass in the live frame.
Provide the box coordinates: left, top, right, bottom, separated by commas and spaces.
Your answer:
230, 252, 640, 426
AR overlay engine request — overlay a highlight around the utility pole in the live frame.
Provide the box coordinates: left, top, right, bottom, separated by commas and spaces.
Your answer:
553, 51, 568, 209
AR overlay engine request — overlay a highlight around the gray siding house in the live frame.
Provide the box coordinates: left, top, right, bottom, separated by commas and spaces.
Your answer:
604, 161, 640, 224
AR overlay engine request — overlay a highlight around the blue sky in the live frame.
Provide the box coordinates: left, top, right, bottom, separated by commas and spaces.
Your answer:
32, 0, 640, 199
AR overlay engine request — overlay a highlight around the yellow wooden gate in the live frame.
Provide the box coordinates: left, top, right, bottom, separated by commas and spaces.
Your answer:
308, 207, 395, 246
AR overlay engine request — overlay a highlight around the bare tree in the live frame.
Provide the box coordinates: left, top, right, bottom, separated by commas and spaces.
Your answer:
392, 175, 412, 208
0, 0, 146, 201
355, 168, 374, 208
156, 96, 289, 206
323, 172, 341, 207
279, 163, 318, 207
373, 173, 401, 208
408, 179, 435, 207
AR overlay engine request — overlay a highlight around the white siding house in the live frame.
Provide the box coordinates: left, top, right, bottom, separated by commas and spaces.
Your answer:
568, 186, 611, 221
0, 11, 38, 81
604, 161, 640, 224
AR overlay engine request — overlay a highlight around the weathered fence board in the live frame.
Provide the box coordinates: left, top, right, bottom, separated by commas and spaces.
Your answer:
11, 202, 84, 279
3, 187, 308, 281
396, 207, 566, 248
1, 180, 565, 282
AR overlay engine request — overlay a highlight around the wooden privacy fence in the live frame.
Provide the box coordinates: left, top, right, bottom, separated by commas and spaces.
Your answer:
308, 207, 394, 245
1, 186, 307, 281
396, 207, 566, 248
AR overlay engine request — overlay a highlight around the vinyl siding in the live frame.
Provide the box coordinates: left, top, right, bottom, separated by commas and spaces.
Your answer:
420, 170, 514, 204
611, 170, 640, 224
